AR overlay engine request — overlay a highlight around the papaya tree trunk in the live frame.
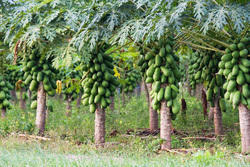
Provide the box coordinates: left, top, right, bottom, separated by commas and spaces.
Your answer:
239, 104, 250, 154
1, 108, 6, 118
208, 107, 214, 120
144, 81, 150, 106
76, 93, 82, 108
20, 87, 26, 110
35, 82, 46, 136
95, 104, 105, 146
110, 96, 114, 111
66, 96, 72, 116
160, 101, 171, 150
147, 83, 158, 132
122, 91, 125, 106
181, 98, 187, 123
137, 84, 141, 97
201, 89, 208, 119
214, 96, 223, 136
10, 90, 17, 104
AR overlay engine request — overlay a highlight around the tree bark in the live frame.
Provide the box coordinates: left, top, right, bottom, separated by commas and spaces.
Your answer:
137, 84, 141, 97
35, 82, 47, 136
208, 107, 214, 120
144, 81, 150, 107
95, 104, 105, 146
146, 84, 158, 132
239, 104, 250, 154
20, 88, 26, 110
201, 89, 208, 119
110, 96, 114, 111
10, 90, 18, 104
122, 91, 125, 106
160, 101, 171, 150
1, 108, 6, 118
66, 96, 72, 116
76, 93, 82, 108
213, 97, 223, 136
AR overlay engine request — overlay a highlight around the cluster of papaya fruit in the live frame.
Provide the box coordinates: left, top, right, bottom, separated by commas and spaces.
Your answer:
60, 69, 82, 101
218, 37, 250, 109
188, 52, 202, 89
188, 51, 226, 111
122, 69, 141, 93
0, 75, 13, 110
7, 65, 23, 86
7, 64, 29, 101
22, 49, 58, 97
81, 46, 119, 112
138, 37, 181, 115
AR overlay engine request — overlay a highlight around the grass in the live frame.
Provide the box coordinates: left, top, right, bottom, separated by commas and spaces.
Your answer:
0, 91, 249, 166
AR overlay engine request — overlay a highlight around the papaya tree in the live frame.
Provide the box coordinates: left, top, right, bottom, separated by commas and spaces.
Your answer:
138, 37, 181, 149
171, 0, 249, 153
81, 42, 119, 145
58, 63, 82, 116
69, 1, 139, 145
7, 60, 28, 110
0, 57, 13, 118
2, 0, 77, 135
188, 50, 226, 135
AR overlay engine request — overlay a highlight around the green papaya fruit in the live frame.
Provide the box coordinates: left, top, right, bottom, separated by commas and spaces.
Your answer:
90, 104, 96, 113
233, 91, 241, 107
159, 48, 166, 57
239, 49, 248, 57
157, 88, 164, 101
164, 86, 171, 101
236, 71, 245, 85
153, 68, 161, 81
242, 84, 249, 98
227, 80, 236, 92
154, 55, 162, 68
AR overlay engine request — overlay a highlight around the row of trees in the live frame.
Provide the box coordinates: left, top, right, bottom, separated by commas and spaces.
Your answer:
0, 0, 249, 153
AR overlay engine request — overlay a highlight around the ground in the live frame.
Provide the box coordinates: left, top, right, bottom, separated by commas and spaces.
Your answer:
0, 92, 249, 166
